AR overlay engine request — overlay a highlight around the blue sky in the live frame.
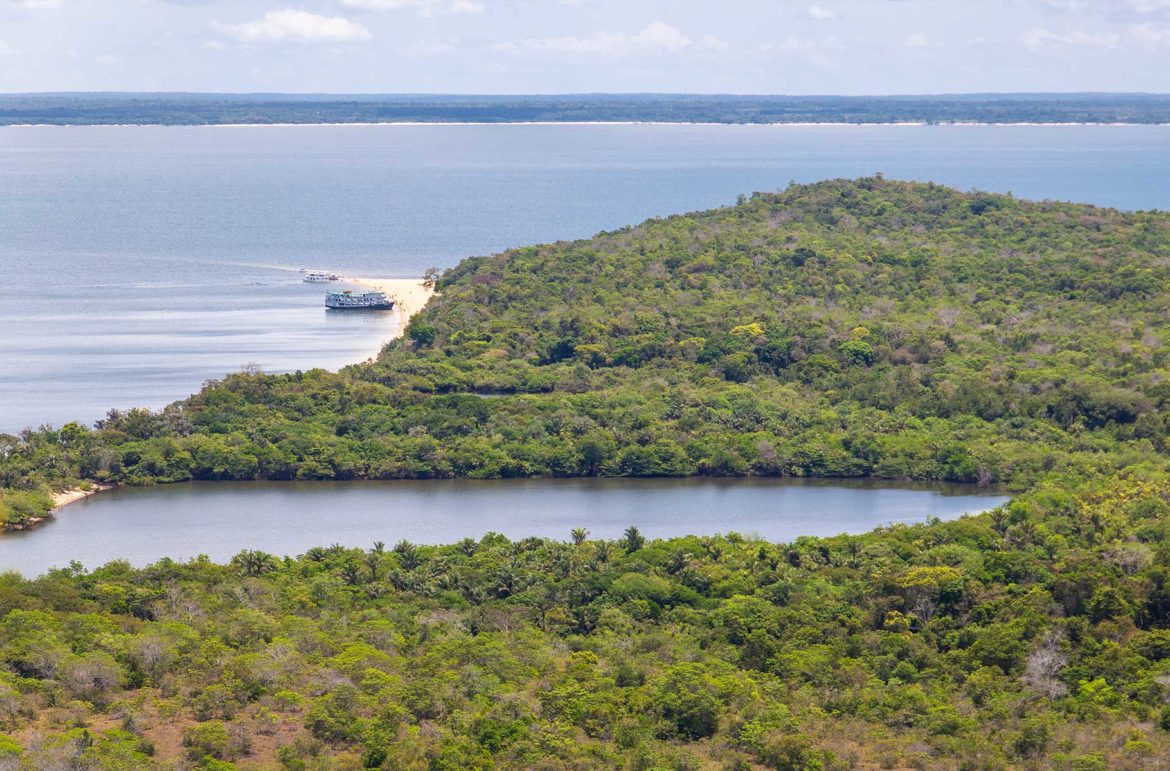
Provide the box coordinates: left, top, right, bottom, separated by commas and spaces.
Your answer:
1, 0, 1167, 93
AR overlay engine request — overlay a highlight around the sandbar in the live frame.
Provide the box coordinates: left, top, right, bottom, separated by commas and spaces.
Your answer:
351, 277, 436, 335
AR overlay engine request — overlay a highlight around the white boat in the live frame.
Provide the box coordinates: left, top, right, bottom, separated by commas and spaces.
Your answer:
303, 271, 340, 283
325, 290, 395, 310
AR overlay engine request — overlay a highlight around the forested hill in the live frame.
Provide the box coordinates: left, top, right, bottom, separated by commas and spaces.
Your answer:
3, 177, 1170, 512
5, 180, 1170, 767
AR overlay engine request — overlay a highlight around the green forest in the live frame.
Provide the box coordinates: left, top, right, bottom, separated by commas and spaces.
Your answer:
2, 178, 1170, 767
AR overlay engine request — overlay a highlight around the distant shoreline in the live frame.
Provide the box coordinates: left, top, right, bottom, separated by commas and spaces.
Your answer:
4, 121, 1169, 128
6, 93, 1167, 127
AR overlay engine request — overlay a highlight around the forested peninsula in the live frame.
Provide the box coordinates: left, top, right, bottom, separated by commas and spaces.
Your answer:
2, 178, 1170, 767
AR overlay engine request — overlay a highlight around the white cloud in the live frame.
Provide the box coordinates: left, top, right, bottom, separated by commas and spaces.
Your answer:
904, 32, 928, 47
1034, 0, 1170, 14
698, 34, 729, 52
498, 21, 722, 57
761, 37, 840, 53
759, 36, 843, 67
1022, 28, 1121, 50
1129, 21, 1168, 42
215, 9, 372, 44
807, 4, 835, 20
400, 36, 463, 56
341, 0, 483, 14
0, 38, 18, 56
6, 0, 63, 9
1123, 0, 1170, 12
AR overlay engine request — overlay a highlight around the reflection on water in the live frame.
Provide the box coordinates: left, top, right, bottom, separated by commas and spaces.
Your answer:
0, 477, 1010, 576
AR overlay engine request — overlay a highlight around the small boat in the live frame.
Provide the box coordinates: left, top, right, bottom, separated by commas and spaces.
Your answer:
303, 271, 340, 282
325, 290, 395, 310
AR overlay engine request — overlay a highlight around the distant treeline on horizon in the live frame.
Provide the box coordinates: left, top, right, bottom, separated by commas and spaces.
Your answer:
2, 92, 1169, 125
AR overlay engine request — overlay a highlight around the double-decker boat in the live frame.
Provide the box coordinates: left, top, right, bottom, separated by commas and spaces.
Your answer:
325, 290, 395, 310
302, 271, 340, 282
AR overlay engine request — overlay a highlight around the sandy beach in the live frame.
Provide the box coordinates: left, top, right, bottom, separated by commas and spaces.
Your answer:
351, 277, 436, 335
51, 485, 112, 510
0, 484, 118, 529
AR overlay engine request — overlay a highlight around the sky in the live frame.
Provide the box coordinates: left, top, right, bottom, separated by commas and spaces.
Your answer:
0, 0, 1168, 94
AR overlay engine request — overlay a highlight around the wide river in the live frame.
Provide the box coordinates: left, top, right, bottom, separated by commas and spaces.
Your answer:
0, 479, 1009, 576
2, 123, 1168, 430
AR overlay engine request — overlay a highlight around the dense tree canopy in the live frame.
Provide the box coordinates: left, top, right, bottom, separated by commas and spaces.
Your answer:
2, 178, 1170, 766
1, 474, 1170, 767
4, 177, 1170, 508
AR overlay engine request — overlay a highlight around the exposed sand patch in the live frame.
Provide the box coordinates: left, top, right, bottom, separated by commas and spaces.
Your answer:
351, 277, 436, 336
51, 484, 112, 510
3, 484, 113, 531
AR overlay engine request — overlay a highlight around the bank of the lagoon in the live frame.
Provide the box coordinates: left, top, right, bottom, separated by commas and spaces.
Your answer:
0, 478, 1008, 576
3, 123, 1169, 430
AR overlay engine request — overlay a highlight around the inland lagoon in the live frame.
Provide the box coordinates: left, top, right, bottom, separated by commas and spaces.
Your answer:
0, 478, 1009, 575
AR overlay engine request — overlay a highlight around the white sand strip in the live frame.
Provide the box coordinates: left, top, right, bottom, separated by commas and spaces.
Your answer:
351, 278, 436, 336
51, 484, 112, 510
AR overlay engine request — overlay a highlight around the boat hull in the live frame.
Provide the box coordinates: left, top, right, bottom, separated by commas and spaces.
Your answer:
325, 303, 395, 311
325, 289, 395, 310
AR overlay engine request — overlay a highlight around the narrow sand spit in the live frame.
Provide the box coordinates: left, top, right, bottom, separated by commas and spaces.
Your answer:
13, 282, 433, 528
351, 278, 436, 335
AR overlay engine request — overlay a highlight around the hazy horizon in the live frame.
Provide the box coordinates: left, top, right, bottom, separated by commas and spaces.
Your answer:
4, 90, 1168, 97
2, 1, 1167, 94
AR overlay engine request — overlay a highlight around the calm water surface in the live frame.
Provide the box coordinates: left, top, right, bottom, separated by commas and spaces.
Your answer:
2, 124, 1168, 430
0, 478, 1009, 576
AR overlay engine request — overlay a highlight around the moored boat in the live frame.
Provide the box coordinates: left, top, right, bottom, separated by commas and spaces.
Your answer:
303, 271, 340, 282
325, 290, 395, 310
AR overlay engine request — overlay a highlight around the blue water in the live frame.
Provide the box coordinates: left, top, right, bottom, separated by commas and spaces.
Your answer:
0, 478, 1009, 576
1, 123, 1167, 431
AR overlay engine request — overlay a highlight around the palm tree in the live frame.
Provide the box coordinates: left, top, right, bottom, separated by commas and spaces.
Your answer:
570, 527, 589, 546
699, 536, 724, 561
340, 559, 362, 586
394, 540, 422, 570
622, 526, 645, 554
494, 566, 520, 598
387, 569, 411, 591
232, 549, 276, 577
